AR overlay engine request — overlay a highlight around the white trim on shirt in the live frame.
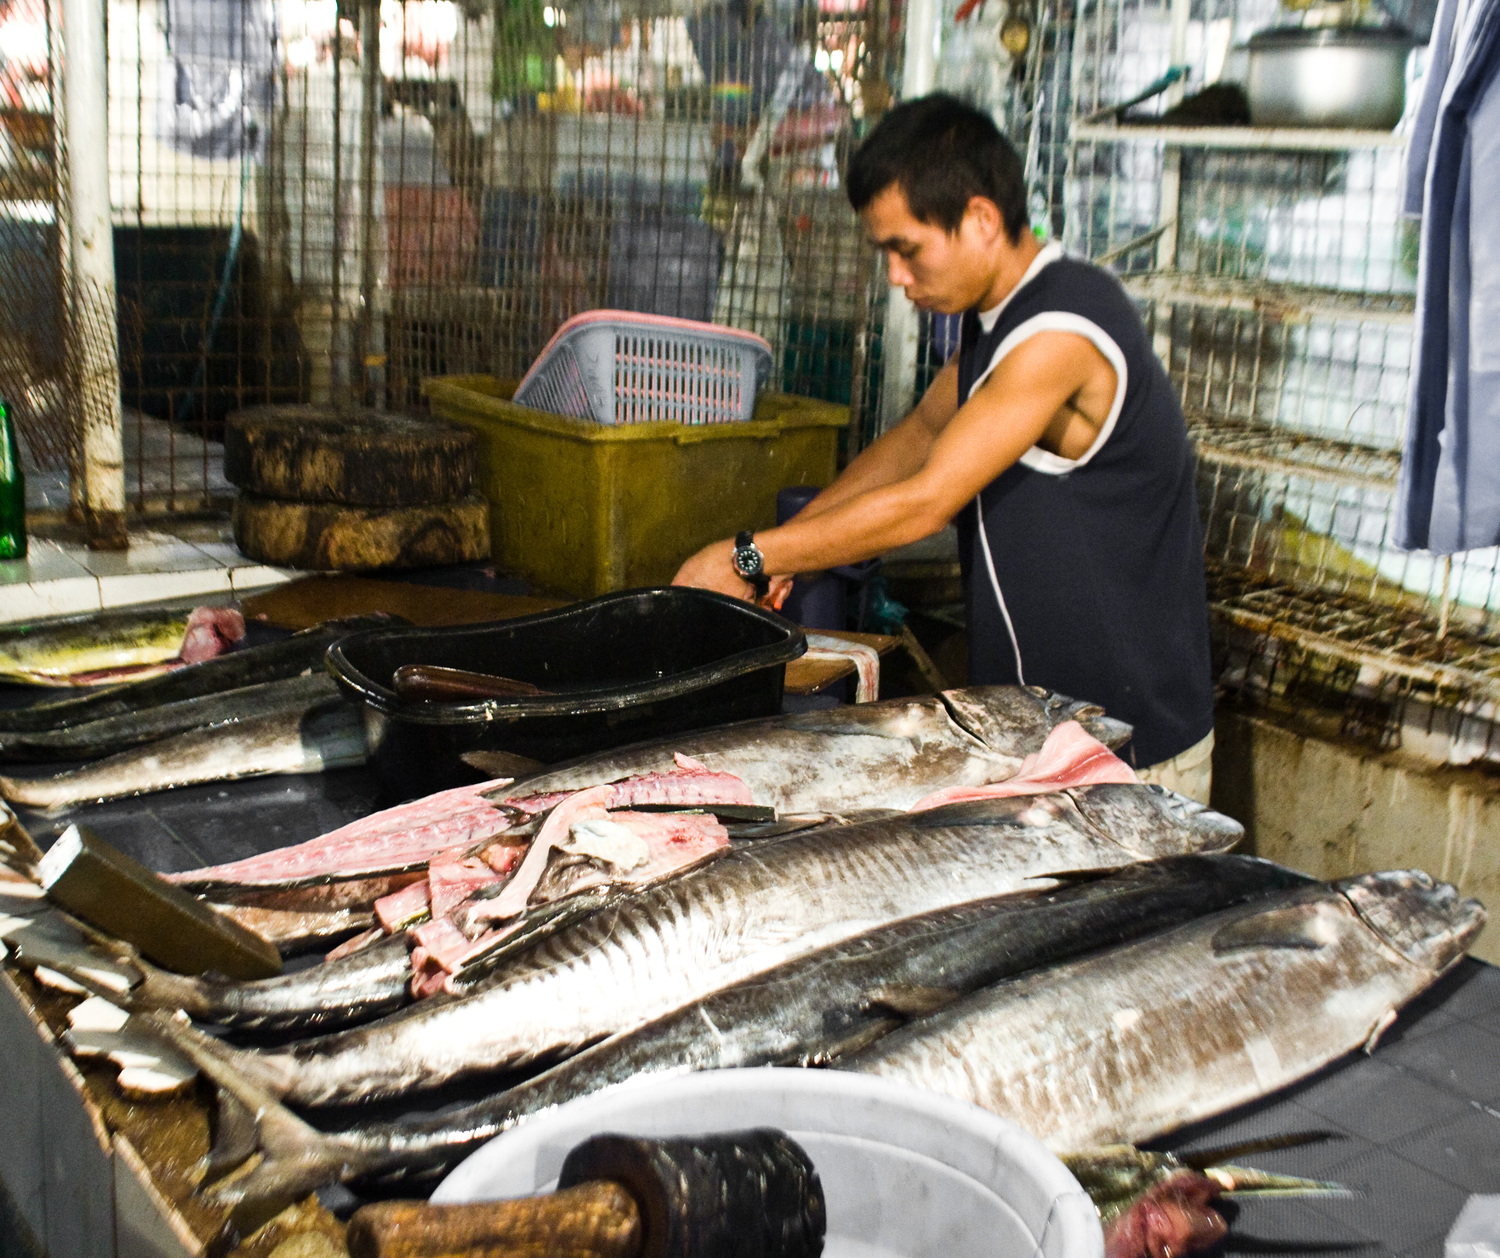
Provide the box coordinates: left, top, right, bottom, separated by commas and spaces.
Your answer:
976, 241, 1065, 333
968, 311, 1130, 477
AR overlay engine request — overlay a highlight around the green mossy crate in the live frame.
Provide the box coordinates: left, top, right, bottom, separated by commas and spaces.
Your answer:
422, 374, 849, 598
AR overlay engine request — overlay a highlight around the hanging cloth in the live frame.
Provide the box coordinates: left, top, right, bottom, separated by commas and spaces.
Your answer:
1396, 0, 1500, 552
1403, 0, 1471, 217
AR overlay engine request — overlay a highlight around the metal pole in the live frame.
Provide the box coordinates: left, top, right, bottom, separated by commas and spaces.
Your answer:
877, 0, 938, 434
61, 0, 127, 547
357, 0, 383, 407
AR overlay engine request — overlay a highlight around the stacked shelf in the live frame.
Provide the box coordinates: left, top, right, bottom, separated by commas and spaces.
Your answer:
1185, 410, 1401, 492
1069, 120, 1500, 700
1206, 560, 1500, 704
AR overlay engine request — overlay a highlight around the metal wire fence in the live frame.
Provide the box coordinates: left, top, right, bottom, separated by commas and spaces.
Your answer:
1, 0, 897, 514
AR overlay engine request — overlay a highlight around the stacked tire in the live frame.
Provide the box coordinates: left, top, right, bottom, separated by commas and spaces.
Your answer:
227, 406, 490, 571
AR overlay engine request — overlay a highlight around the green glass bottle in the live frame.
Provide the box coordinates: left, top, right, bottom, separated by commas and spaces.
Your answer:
0, 398, 27, 561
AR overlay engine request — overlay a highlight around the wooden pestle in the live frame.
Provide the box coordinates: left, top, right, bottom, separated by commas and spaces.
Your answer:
346, 1130, 825, 1258
391, 664, 551, 703
346, 1181, 643, 1258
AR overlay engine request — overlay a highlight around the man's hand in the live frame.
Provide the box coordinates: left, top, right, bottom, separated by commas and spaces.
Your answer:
764, 575, 793, 611
673, 539, 756, 600
674, 542, 794, 611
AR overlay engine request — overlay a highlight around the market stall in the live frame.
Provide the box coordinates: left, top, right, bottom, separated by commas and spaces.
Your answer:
0, 570, 1493, 1258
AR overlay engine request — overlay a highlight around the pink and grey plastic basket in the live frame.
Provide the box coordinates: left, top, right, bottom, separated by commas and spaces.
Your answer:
514, 310, 775, 425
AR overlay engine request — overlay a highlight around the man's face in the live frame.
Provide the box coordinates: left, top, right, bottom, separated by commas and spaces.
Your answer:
858, 183, 1006, 314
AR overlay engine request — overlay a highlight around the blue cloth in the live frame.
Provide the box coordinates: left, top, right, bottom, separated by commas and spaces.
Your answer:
1397, 0, 1500, 552
1403, 0, 1468, 217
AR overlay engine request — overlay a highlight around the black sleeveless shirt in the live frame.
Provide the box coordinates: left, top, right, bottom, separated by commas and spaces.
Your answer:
953, 246, 1215, 768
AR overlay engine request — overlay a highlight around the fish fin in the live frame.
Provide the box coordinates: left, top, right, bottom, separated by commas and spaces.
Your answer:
859, 984, 960, 1020
1029, 867, 1119, 885
1212, 904, 1340, 955
204, 1091, 261, 1186
1178, 1131, 1343, 1169
1362, 1008, 1398, 1053
460, 749, 546, 778
802, 1020, 902, 1063
130, 1012, 361, 1256
0, 808, 45, 871
1207, 1165, 1355, 1200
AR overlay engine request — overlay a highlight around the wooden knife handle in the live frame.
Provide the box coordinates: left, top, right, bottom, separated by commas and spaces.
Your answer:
345, 1181, 642, 1258
391, 664, 549, 703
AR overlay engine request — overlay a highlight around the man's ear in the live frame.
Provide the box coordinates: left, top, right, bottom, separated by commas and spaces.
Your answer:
963, 195, 1006, 243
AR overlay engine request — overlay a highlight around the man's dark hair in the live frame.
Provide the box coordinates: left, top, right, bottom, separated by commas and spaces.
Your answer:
846, 93, 1028, 242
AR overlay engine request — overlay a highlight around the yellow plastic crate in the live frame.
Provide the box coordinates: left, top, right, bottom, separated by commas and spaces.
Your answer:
422, 374, 850, 597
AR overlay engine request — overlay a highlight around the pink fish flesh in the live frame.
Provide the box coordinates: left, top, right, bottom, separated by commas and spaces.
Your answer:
374, 880, 433, 933
406, 809, 732, 997
168, 760, 753, 891
906, 721, 1136, 811
166, 779, 518, 887
180, 607, 248, 663
428, 859, 507, 920
478, 785, 615, 922
1103, 1171, 1229, 1258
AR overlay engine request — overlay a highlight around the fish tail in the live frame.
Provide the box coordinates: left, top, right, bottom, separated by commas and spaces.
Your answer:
131, 1012, 375, 1257
32, 933, 149, 1003
0, 773, 71, 811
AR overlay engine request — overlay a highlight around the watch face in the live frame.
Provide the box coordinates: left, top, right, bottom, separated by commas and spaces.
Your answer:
735, 545, 763, 579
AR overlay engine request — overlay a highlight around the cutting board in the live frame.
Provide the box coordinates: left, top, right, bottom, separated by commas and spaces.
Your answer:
242, 575, 567, 631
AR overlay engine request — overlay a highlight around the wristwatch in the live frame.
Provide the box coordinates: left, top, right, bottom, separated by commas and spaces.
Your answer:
732, 530, 770, 597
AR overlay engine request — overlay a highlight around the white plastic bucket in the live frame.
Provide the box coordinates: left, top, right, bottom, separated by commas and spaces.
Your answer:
432, 1068, 1104, 1258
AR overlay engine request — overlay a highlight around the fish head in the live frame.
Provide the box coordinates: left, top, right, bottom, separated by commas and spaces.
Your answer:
1071, 784, 1244, 856
1335, 870, 1487, 973
939, 686, 1133, 754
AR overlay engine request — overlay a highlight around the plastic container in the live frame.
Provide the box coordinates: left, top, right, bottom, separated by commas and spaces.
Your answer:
325, 586, 806, 796
513, 310, 774, 426
607, 216, 723, 323
432, 1068, 1104, 1258
1449, 1195, 1500, 1257
423, 374, 849, 597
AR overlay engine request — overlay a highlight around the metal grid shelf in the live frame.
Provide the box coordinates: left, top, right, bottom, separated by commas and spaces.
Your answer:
1188, 410, 1401, 490
1122, 271, 1414, 325
1207, 560, 1500, 700
1070, 121, 1407, 150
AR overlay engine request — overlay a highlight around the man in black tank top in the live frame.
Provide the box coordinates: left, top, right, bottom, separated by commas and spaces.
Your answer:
674, 93, 1215, 794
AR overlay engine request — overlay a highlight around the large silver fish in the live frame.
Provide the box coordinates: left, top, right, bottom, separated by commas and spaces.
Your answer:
205, 784, 1241, 1108
147, 853, 1312, 1221
842, 870, 1486, 1150
489, 686, 1134, 814
0, 690, 367, 811
0, 673, 341, 763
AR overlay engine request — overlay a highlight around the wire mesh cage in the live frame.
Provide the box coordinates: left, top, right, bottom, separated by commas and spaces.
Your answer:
0, 0, 895, 518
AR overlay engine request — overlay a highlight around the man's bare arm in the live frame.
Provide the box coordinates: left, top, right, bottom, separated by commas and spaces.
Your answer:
788, 358, 960, 523
673, 332, 1110, 597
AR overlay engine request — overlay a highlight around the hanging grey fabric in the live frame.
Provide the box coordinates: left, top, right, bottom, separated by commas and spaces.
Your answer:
1397, 0, 1500, 552
157, 0, 276, 159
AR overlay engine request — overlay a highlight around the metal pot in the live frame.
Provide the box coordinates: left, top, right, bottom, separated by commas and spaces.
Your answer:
1246, 25, 1415, 129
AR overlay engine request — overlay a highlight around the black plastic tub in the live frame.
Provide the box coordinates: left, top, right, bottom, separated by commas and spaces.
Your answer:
325, 587, 806, 798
